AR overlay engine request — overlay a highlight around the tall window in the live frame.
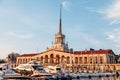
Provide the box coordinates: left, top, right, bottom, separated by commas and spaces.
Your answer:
100, 56, 103, 64
18, 59, 20, 64
84, 57, 87, 64
89, 57, 92, 64
50, 54, 54, 64
23, 59, 25, 63
45, 55, 48, 63
25, 59, 27, 63
56, 55, 60, 64
95, 57, 98, 64
79, 57, 82, 64
66, 56, 70, 64
61, 55, 65, 63
75, 57, 78, 64
41, 56, 43, 64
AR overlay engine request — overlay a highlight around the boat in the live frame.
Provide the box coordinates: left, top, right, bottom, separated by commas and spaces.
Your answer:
44, 65, 71, 78
44, 65, 59, 75
44, 65, 65, 75
13, 61, 35, 75
0, 63, 20, 80
13, 61, 52, 78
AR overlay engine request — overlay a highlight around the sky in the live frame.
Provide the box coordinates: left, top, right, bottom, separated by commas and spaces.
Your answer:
0, 0, 120, 59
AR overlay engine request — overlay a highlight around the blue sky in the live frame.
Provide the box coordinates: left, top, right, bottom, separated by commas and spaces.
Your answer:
0, 0, 120, 59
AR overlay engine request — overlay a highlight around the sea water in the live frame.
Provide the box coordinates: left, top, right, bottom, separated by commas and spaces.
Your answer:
72, 76, 120, 80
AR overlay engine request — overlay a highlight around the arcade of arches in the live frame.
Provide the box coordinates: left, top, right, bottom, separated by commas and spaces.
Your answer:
16, 50, 120, 72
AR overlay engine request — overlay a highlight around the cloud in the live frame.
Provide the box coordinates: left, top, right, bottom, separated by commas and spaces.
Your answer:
106, 28, 120, 55
61, 0, 70, 10
6, 32, 33, 39
104, 0, 120, 19
97, 0, 120, 25
106, 28, 120, 45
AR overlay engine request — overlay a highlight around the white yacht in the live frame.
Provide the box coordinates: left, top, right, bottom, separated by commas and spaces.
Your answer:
0, 63, 20, 80
44, 66, 62, 75
44, 65, 69, 78
13, 61, 52, 78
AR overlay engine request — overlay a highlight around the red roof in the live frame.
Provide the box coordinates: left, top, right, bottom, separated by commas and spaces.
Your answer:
74, 49, 112, 54
18, 53, 38, 57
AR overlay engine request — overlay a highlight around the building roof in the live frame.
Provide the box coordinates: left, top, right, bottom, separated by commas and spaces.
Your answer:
18, 53, 38, 57
74, 49, 112, 54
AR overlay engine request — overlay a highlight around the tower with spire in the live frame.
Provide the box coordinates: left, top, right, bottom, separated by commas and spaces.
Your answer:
47, 3, 69, 52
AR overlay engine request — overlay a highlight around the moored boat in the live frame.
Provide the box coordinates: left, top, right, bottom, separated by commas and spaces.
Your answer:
13, 61, 53, 78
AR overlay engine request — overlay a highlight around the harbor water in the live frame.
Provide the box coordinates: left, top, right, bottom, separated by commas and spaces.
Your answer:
72, 76, 120, 80
3, 76, 120, 80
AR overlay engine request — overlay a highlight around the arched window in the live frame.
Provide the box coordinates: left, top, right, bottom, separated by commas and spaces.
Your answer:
61, 55, 65, 63
66, 56, 70, 64
50, 54, 54, 64
41, 56, 43, 64
56, 55, 60, 64
45, 55, 48, 63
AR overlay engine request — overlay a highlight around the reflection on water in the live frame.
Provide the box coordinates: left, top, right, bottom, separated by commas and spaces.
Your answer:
3, 76, 120, 80
73, 76, 120, 80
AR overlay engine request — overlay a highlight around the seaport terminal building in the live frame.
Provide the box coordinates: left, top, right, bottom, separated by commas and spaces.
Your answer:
15, 6, 120, 72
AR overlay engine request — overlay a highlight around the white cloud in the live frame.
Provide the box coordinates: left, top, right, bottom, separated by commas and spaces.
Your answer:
6, 32, 33, 39
107, 34, 115, 40
105, 0, 120, 19
61, 0, 70, 10
96, 0, 120, 25
106, 28, 120, 44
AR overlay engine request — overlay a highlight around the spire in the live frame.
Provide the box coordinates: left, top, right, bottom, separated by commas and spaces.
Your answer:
49, 1, 69, 52
59, 3, 62, 34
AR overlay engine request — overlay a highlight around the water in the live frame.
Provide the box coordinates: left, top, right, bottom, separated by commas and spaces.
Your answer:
3, 76, 120, 80
72, 76, 120, 80
3, 77, 120, 80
